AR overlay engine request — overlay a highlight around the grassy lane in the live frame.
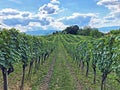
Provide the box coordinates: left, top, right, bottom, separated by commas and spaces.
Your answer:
60, 37, 83, 90
39, 55, 56, 90
31, 47, 57, 90
49, 41, 76, 90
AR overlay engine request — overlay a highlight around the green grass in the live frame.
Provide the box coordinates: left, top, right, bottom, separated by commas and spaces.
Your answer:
31, 48, 57, 90
49, 41, 75, 90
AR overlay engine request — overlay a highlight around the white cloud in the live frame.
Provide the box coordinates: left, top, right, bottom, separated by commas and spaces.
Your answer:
97, 0, 118, 5
13, 25, 32, 32
28, 22, 41, 27
66, 13, 97, 20
59, 13, 97, 27
0, 8, 50, 31
0, 0, 66, 32
0, 8, 20, 16
97, 0, 120, 19
1, 0, 119, 32
89, 16, 120, 28
0, 23, 9, 29
0, 6, 66, 32
89, 0, 120, 28
49, 21, 68, 30
0, 8, 32, 20
38, 3, 60, 15
50, 0, 60, 4
9, 0, 22, 4
97, 0, 120, 13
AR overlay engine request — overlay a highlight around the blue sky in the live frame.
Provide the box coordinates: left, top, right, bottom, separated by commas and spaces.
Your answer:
0, 0, 120, 32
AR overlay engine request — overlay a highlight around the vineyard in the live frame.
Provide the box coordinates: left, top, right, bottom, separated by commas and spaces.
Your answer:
0, 29, 120, 90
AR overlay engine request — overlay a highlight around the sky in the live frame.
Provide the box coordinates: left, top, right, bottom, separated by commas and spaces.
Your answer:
0, 0, 120, 32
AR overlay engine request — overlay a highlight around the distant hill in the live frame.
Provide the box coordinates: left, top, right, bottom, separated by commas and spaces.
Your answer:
25, 30, 58, 35
99, 26, 120, 33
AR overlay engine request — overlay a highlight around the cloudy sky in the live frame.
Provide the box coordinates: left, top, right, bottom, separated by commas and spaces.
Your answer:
0, 0, 120, 32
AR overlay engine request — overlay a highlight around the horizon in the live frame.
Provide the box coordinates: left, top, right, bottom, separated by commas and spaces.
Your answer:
0, 0, 120, 33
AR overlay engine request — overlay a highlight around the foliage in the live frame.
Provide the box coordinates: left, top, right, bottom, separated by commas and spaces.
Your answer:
62, 25, 104, 38
110, 29, 120, 35
62, 25, 79, 34
62, 34, 120, 90
90, 29, 104, 38
0, 28, 55, 90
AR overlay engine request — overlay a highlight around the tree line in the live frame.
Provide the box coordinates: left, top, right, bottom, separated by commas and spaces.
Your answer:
53, 25, 120, 38
62, 25, 104, 38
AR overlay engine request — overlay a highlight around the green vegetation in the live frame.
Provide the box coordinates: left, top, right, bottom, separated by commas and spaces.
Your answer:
0, 28, 120, 90
0, 28, 55, 90
49, 41, 75, 90
61, 25, 104, 38
62, 33, 120, 90
110, 29, 120, 35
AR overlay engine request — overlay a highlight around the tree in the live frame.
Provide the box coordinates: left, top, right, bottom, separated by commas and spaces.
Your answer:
90, 28, 104, 38
63, 25, 79, 34
110, 29, 120, 35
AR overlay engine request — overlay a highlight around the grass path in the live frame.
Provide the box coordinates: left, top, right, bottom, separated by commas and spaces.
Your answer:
66, 62, 83, 90
39, 56, 56, 90
37, 38, 83, 90
62, 41, 83, 90
49, 43, 75, 90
